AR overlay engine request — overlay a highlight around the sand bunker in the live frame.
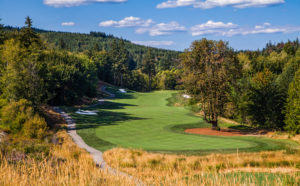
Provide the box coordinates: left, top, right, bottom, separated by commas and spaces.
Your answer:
75, 110, 98, 115
182, 94, 191, 99
119, 89, 127, 93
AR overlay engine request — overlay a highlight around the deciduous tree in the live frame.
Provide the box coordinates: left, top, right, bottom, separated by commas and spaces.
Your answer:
181, 39, 237, 129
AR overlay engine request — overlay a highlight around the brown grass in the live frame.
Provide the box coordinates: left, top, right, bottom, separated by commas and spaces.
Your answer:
104, 147, 300, 185
0, 131, 136, 186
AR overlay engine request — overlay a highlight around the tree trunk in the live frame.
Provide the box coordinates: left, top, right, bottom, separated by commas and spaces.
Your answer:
113, 71, 116, 85
203, 110, 208, 122
211, 113, 219, 130
211, 120, 219, 130
149, 73, 152, 92
120, 73, 123, 88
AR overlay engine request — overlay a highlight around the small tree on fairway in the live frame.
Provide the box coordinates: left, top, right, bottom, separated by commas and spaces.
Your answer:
142, 48, 156, 92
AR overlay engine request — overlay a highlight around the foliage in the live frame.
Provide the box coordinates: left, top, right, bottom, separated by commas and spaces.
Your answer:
41, 50, 98, 105
247, 69, 285, 129
23, 114, 48, 139
142, 48, 156, 91
284, 67, 300, 134
156, 69, 182, 90
0, 37, 44, 107
0, 99, 47, 139
181, 39, 237, 128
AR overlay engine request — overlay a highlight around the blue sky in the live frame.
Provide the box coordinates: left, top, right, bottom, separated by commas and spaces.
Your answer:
1, 0, 300, 51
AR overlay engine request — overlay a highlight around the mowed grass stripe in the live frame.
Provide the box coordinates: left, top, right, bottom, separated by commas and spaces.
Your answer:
70, 89, 297, 154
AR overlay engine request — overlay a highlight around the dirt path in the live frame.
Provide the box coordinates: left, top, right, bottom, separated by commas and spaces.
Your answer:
54, 86, 144, 185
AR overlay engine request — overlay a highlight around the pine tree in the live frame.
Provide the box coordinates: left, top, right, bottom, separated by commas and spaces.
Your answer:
142, 48, 156, 92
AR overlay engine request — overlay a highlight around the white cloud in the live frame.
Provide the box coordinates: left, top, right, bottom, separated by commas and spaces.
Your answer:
191, 21, 300, 37
157, 0, 195, 8
132, 40, 175, 47
136, 21, 186, 36
99, 16, 154, 28
157, 0, 285, 9
61, 21, 75, 26
191, 20, 237, 36
44, 0, 127, 7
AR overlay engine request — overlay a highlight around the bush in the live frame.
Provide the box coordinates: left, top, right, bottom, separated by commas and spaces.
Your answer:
23, 114, 48, 139
0, 99, 34, 133
0, 99, 48, 139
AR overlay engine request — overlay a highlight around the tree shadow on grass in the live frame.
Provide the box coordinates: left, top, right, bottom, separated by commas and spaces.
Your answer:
88, 101, 137, 110
70, 109, 147, 130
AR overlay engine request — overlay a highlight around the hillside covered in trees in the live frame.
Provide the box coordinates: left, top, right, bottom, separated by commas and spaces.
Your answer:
0, 16, 299, 144
2, 25, 180, 70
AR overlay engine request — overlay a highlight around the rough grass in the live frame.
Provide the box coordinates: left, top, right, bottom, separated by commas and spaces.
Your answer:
104, 147, 300, 185
0, 131, 135, 186
65, 88, 298, 154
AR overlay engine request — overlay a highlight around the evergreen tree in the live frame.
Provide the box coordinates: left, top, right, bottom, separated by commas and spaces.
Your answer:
116, 40, 130, 87
109, 39, 119, 85
284, 67, 300, 134
142, 48, 156, 91
247, 69, 285, 129
0, 18, 5, 44
1, 18, 44, 107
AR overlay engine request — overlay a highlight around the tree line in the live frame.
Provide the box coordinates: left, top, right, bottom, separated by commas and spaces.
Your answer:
181, 38, 300, 134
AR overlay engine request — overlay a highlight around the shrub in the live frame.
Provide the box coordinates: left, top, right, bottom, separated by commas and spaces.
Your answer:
23, 114, 48, 139
0, 99, 34, 133
0, 99, 48, 139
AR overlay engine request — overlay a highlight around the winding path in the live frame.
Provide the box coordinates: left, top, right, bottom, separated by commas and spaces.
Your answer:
53, 86, 143, 185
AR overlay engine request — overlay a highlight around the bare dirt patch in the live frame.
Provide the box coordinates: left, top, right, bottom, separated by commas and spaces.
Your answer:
185, 128, 259, 136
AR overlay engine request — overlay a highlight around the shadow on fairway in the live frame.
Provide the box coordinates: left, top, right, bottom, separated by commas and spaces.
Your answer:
83, 101, 136, 110
71, 109, 147, 130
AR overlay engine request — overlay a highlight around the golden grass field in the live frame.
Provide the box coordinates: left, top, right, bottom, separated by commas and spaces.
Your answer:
103, 145, 300, 185
0, 131, 136, 186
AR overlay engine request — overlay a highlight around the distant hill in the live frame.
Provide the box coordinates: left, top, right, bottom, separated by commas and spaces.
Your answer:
3, 26, 180, 68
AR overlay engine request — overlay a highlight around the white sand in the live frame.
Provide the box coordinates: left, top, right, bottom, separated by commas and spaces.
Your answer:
182, 94, 191, 99
75, 110, 98, 115
119, 89, 127, 93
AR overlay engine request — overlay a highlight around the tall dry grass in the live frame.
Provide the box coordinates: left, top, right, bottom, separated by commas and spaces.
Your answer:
0, 131, 135, 186
104, 148, 300, 185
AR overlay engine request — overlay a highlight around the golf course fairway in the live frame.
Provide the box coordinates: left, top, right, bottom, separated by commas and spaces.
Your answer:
67, 88, 297, 155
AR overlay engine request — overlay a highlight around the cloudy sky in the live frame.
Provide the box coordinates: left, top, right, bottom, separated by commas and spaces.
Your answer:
0, 0, 299, 51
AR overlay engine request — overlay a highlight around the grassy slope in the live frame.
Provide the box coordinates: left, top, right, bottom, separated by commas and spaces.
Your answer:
67, 88, 298, 154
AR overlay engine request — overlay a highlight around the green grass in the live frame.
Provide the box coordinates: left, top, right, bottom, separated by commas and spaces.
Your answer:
65, 88, 298, 154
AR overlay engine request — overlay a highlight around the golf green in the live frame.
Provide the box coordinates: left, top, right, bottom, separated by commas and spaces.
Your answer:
68, 88, 297, 154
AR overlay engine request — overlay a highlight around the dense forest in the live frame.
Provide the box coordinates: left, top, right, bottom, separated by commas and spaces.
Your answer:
2, 25, 180, 70
0, 16, 299, 142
